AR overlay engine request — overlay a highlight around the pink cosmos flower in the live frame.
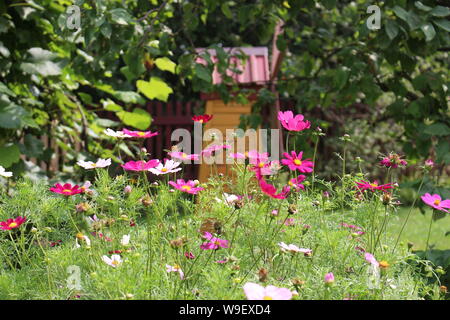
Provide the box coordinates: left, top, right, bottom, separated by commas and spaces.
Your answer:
340, 222, 363, 231
243, 282, 292, 300
201, 144, 231, 157
288, 175, 306, 191
168, 151, 200, 162
229, 152, 246, 159
104, 128, 131, 139
121, 160, 159, 171
122, 128, 158, 139
278, 111, 311, 132
77, 158, 111, 169
424, 159, 435, 168
169, 179, 204, 194
200, 232, 229, 250
184, 252, 195, 259
379, 153, 407, 168
364, 253, 379, 267
356, 180, 393, 192
50, 183, 84, 196
0, 216, 26, 230
421, 193, 450, 213
148, 159, 182, 175
166, 264, 184, 280
324, 272, 335, 284
281, 151, 314, 173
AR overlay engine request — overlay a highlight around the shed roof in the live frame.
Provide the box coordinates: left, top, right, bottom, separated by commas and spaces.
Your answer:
195, 47, 270, 85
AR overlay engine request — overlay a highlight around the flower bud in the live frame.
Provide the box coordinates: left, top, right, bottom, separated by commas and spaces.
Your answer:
124, 185, 132, 195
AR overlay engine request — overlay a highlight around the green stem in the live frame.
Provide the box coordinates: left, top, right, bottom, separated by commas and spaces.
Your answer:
425, 210, 434, 259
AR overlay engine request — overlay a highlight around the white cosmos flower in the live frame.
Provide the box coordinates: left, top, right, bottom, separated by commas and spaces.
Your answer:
75, 235, 91, 248
104, 128, 131, 138
0, 166, 12, 178
148, 159, 182, 175
278, 242, 312, 255
77, 158, 111, 169
102, 254, 122, 268
166, 264, 184, 280
121, 234, 130, 246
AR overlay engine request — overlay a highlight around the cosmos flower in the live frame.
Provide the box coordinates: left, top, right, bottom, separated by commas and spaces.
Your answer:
192, 114, 213, 124
324, 272, 335, 285
424, 159, 435, 168
364, 253, 379, 267
184, 252, 195, 259
278, 242, 312, 255
102, 254, 122, 268
169, 179, 204, 194
421, 193, 450, 213
168, 151, 200, 162
122, 128, 158, 139
121, 234, 130, 246
77, 158, 111, 169
356, 180, 393, 192
75, 233, 91, 248
201, 144, 231, 157
379, 153, 407, 168
281, 151, 314, 173
50, 183, 84, 196
166, 264, 184, 279
121, 160, 159, 171
200, 232, 229, 250
0, 166, 12, 178
257, 174, 291, 200
0, 216, 26, 230
288, 175, 306, 191
243, 282, 292, 300
104, 128, 132, 138
148, 159, 182, 175
277, 111, 311, 132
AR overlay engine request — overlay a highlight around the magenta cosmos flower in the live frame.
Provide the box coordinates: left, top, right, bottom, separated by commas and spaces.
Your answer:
50, 183, 84, 196
324, 272, 335, 284
200, 232, 229, 250
201, 144, 231, 157
122, 128, 158, 139
192, 114, 213, 124
121, 160, 159, 171
364, 253, 379, 267
243, 282, 292, 300
278, 111, 311, 132
0, 216, 26, 230
356, 180, 393, 192
421, 193, 450, 213
288, 175, 306, 191
379, 153, 407, 168
169, 179, 204, 194
257, 174, 291, 199
281, 151, 314, 173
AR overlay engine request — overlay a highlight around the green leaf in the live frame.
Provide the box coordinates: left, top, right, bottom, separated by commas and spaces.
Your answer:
102, 99, 123, 112
194, 64, 212, 83
430, 6, 450, 17
110, 8, 133, 25
0, 144, 20, 168
0, 82, 15, 96
423, 123, 450, 136
436, 140, 450, 164
393, 6, 409, 21
414, 1, 432, 12
0, 104, 29, 129
137, 77, 173, 102
117, 108, 152, 130
433, 19, 450, 32
113, 91, 146, 105
20, 61, 61, 76
19, 134, 44, 158
154, 57, 177, 74
385, 20, 399, 40
420, 23, 436, 41
221, 3, 232, 19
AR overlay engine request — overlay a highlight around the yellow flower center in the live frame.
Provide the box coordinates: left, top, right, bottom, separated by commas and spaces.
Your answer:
182, 153, 188, 159
76, 233, 84, 240
90, 163, 97, 167
294, 159, 302, 166
63, 189, 72, 193
244, 152, 249, 158
161, 168, 168, 172
137, 132, 146, 136
379, 261, 389, 268
370, 183, 378, 187
258, 162, 265, 168
9, 222, 18, 228
111, 260, 120, 266
181, 185, 191, 191
263, 296, 273, 300
434, 199, 441, 205
199, 119, 204, 123
288, 181, 294, 186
